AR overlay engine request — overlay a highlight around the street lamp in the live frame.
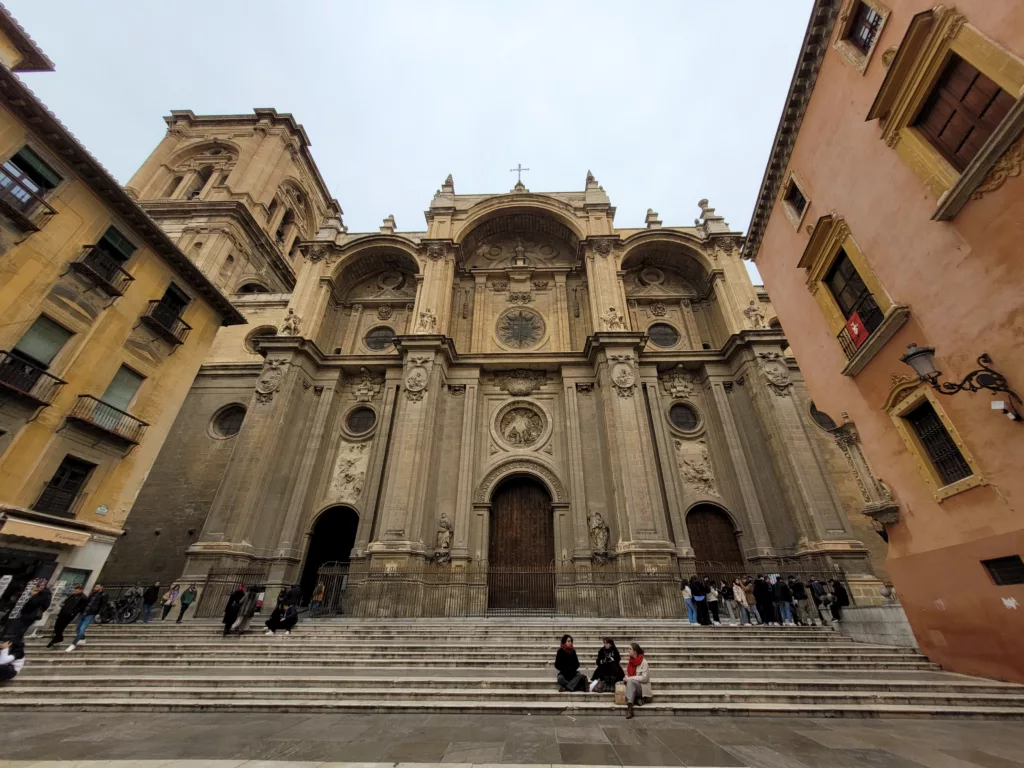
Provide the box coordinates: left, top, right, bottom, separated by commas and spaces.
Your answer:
900, 343, 1022, 422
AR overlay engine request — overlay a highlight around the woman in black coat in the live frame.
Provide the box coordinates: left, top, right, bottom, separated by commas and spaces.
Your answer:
593, 637, 624, 691
829, 580, 850, 621
222, 586, 245, 636
555, 634, 588, 692
690, 577, 711, 626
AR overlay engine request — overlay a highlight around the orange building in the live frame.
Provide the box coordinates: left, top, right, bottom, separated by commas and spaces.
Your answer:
746, 0, 1024, 681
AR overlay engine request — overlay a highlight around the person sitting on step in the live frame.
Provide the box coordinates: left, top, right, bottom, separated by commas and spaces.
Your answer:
264, 601, 298, 635
590, 637, 624, 692
0, 638, 25, 683
555, 634, 588, 692
623, 642, 651, 719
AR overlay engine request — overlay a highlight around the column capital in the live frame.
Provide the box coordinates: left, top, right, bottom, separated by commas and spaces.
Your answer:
584, 331, 648, 362
394, 334, 458, 365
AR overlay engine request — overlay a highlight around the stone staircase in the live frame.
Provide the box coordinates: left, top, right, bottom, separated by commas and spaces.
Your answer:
9, 618, 1024, 718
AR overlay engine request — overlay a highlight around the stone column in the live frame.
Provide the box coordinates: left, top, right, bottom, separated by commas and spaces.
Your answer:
450, 373, 481, 562
341, 304, 364, 353
553, 273, 570, 350
706, 377, 774, 557
470, 274, 488, 352
645, 374, 690, 556
583, 239, 629, 333
171, 173, 194, 200
679, 299, 701, 349
352, 372, 402, 556
417, 241, 455, 335
711, 272, 742, 336
562, 374, 592, 558
747, 349, 853, 544
367, 336, 455, 562
287, 250, 333, 341
586, 332, 673, 559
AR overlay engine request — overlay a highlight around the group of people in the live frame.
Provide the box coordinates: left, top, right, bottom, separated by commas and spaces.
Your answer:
683, 575, 849, 626
221, 583, 301, 637
141, 582, 198, 623
555, 635, 651, 719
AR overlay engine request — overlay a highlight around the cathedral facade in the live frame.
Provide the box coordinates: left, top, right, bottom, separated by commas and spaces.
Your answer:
101, 110, 887, 613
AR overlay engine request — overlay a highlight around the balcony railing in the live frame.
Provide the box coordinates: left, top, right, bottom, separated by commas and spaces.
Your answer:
0, 351, 66, 405
69, 247, 135, 296
66, 394, 148, 444
0, 166, 57, 230
140, 300, 191, 345
837, 294, 885, 361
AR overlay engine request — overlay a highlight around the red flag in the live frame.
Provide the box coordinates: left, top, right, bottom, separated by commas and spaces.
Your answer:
846, 311, 870, 349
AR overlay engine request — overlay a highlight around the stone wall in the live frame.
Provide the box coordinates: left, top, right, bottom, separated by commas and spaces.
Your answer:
838, 603, 918, 648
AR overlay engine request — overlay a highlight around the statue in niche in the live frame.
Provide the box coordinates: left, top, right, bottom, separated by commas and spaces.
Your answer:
499, 406, 543, 448
589, 513, 610, 564
512, 237, 529, 266
434, 513, 454, 564
280, 308, 301, 336
743, 300, 766, 329
416, 307, 437, 333
600, 306, 625, 331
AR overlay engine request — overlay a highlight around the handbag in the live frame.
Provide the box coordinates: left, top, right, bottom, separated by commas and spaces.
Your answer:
614, 681, 626, 705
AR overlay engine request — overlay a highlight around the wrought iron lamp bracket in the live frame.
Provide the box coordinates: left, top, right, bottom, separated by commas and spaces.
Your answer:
927, 353, 1023, 422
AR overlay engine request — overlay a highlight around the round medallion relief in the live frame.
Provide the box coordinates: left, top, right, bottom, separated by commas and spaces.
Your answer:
493, 401, 549, 450
496, 308, 545, 349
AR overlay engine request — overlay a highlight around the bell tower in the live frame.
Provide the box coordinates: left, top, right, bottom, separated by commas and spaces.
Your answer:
125, 108, 343, 295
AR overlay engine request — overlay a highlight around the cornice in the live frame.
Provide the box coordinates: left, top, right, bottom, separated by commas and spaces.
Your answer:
742, 0, 842, 263
141, 199, 296, 291
0, 69, 244, 325
0, 3, 54, 72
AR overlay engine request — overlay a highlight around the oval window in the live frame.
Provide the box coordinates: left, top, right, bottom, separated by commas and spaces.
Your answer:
212, 405, 246, 438
365, 326, 397, 351
647, 323, 680, 348
346, 407, 377, 434
669, 403, 699, 432
810, 401, 838, 431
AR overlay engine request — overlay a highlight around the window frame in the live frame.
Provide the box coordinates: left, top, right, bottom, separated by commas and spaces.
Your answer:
834, 0, 890, 73
885, 382, 985, 500
32, 454, 96, 517
779, 171, 810, 230
866, 7, 1024, 219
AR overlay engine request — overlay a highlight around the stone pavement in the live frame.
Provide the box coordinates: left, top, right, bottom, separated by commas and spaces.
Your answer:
2, 712, 1024, 767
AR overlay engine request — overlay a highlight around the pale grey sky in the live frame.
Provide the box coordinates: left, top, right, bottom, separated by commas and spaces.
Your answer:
9, 1, 814, 283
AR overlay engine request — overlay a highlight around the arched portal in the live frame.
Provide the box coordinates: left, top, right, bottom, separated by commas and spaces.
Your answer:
300, 506, 359, 603
686, 504, 744, 568
488, 475, 554, 613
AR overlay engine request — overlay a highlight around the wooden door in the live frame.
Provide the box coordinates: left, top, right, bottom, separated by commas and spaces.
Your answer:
488, 477, 554, 613
686, 505, 743, 567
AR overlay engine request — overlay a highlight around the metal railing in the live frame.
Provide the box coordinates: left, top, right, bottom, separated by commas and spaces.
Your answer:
67, 395, 149, 444
194, 566, 270, 619
141, 300, 191, 345
836, 295, 885, 360
0, 165, 57, 229
0, 350, 65, 405
69, 247, 135, 296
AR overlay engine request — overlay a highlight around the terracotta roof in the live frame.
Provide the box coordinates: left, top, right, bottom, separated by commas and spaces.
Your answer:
0, 68, 245, 325
0, 2, 54, 72
742, 0, 841, 262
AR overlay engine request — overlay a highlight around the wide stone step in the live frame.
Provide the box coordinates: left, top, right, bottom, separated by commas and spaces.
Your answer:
3, 696, 1022, 719
16, 674, 1023, 694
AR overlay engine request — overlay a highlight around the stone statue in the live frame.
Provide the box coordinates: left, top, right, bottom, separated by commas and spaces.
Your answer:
600, 306, 625, 331
589, 513, 610, 564
743, 300, 766, 329
434, 513, 454, 563
280, 308, 301, 336
416, 307, 437, 333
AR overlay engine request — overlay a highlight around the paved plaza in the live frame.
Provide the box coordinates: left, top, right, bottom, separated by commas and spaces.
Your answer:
2, 712, 1024, 767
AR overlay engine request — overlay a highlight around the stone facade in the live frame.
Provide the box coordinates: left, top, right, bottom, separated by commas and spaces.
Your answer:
101, 117, 888, 611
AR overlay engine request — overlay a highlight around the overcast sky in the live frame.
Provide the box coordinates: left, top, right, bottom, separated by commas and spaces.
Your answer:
9, 1, 814, 283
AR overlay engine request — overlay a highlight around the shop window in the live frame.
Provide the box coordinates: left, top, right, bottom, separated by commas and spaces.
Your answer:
867, 7, 1024, 218
33, 455, 96, 516
982, 555, 1024, 586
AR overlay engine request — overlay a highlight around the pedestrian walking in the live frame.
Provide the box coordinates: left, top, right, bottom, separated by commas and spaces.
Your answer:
46, 584, 87, 648
66, 584, 108, 652
176, 584, 198, 623
809, 576, 829, 623
829, 579, 850, 622
160, 585, 180, 620
0, 638, 25, 682
141, 581, 160, 624
789, 576, 814, 625
310, 582, 325, 614
623, 642, 651, 719
7, 580, 51, 640
222, 585, 245, 636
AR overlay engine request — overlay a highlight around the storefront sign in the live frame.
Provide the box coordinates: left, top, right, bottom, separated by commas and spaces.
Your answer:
0, 518, 90, 547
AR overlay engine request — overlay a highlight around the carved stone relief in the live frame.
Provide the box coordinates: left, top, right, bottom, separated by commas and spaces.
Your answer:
494, 369, 546, 396
434, 512, 454, 563
473, 459, 567, 503
352, 367, 383, 402
377, 304, 393, 320
255, 358, 288, 404
758, 351, 792, 397
328, 441, 370, 504
498, 406, 545, 449
280, 308, 301, 336
600, 306, 625, 331
403, 354, 432, 402
660, 364, 697, 399
416, 308, 438, 333
508, 291, 532, 305
589, 512, 610, 564
674, 438, 719, 497
743, 300, 766, 329
609, 354, 636, 398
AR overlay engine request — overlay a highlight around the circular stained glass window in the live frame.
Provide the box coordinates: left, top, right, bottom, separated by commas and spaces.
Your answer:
496, 308, 545, 349
669, 403, 699, 432
365, 326, 397, 350
346, 407, 377, 434
211, 405, 246, 438
647, 323, 680, 348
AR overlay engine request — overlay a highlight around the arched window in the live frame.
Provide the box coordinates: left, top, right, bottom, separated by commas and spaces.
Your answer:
237, 283, 270, 294
186, 166, 213, 200
809, 401, 838, 431
210, 404, 246, 438
244, 326, 277, 353
164, 175, 182, 198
